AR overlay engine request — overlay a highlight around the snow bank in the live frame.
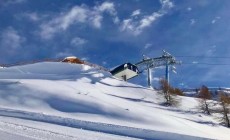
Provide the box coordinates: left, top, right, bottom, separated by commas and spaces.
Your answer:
0, 62, 229, 139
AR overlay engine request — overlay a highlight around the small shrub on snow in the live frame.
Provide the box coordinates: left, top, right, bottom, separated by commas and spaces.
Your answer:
213, 92, 230, 127
197, 85, 213, 115
159, 79, 181, 107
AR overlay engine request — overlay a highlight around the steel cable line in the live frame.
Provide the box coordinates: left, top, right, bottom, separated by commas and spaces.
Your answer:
175, 56, 230, 59
181, 62, 230, 66
173, 55, 230, 66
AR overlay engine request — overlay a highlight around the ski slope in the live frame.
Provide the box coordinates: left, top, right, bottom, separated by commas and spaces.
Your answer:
0, 62, 229, 140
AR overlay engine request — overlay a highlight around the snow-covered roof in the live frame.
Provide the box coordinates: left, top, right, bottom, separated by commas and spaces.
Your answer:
64, 56, 78, 59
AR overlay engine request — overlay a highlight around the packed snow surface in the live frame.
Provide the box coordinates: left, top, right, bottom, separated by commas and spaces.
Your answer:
0, 62, 229, 140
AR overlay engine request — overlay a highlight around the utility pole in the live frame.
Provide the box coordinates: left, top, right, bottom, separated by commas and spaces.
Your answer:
147, 66, 152, 88
165, 62, 169, 82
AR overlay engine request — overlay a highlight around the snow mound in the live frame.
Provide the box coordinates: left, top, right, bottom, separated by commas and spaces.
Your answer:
0, 62, 229, 140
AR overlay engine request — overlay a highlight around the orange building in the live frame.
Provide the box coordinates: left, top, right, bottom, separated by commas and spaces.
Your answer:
62, 56, 84, 64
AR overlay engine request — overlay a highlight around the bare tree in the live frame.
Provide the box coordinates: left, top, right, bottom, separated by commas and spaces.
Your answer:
172, 88, 184, 96
197, 85, 212, 115
159, 79, 180, 106
216, 93, 230, 127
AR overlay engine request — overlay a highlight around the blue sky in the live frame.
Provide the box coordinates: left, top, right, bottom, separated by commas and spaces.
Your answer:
1, 0, 230, 88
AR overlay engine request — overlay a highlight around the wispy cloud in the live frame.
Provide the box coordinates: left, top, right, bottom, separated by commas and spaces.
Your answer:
120, 0, 174, 35
71, 37, 87, 46
190, 19, 196, 25
192, 61, 198, 64
153, 77, 161, 81
0, 27, 25, 49
22, 12, 41, 21
15, 12, 49, 23
206, 45, 216, 56
0, 27, 26, 61
40, 6, 88, 39
55, 52, 74, 58
1, 0, 26, 7
39, 1, 118, 39
187, 7, 192, 11
211, 16, 221, 24
131, 9, 141, 17
94, 1, 119, 24
144, 43, 152, 49
95, 1, 117, 15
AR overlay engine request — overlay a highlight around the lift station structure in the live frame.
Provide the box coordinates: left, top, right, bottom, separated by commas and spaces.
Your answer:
135, 50, 181, 88
110, 50, 181, 88
110, 63, 139, 81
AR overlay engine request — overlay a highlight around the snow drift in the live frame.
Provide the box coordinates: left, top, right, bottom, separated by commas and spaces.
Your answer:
0, 62, 229, 140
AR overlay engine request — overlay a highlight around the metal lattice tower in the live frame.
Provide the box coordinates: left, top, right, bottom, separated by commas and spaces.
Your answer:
135, 50, 181, 88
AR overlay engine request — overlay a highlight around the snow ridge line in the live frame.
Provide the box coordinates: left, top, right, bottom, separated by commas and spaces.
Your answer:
0, 108, 212, 140
0, 58, 109, 72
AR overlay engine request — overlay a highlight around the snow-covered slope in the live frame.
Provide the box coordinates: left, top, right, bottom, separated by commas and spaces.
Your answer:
0, 62, 229, 140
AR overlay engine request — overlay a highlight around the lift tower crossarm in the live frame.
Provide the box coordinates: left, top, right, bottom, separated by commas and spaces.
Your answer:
135, 50, 181, 88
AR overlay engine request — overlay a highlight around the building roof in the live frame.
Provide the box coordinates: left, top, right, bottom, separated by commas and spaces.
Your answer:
110, 63, 138, 75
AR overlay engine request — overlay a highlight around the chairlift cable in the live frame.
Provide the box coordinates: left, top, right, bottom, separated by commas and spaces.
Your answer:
175, 56, 230, 59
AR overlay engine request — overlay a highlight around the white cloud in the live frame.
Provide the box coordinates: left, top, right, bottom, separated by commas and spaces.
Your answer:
55, 52, 73, 58
160, 0, 174, 11
206, 45, 216, 56
90, 14, 103, 28
40, 1, 118, 39
121, 19, 134, 31
3, 0, 26, 6
15, 12, 47, 23
71, 37, 87, 46
211, 17, 221, 24
120, 0, 174, 35
211, 20, 216, 24
153, 77, 160, 81
27, 13, 40, 21
138, 13, 162, 30
102, 61, 107, 65
192, 61, 198, 64
190, 19, 196, 25
178, 82, 188, 88
93, 1, 119, 25
82, 57, 89, 60
113, 16, 120, 24
40, 6, 88, 39
187, 7, 192, 11
131, 9, 141, 17
95, 1, 116, 15
23, 12, 41, 21
0, 27, 25, 49
144, 43, 152, 49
